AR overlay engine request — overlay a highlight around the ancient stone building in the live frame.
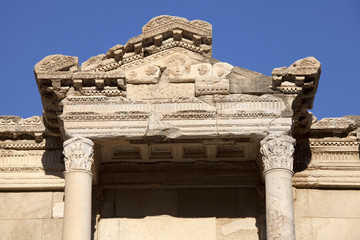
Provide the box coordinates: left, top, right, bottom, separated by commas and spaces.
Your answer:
0, 15, 359, 240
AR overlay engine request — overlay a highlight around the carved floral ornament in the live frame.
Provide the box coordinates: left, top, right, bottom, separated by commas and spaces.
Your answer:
260, 134, 296, 174
63, 137, 94, 173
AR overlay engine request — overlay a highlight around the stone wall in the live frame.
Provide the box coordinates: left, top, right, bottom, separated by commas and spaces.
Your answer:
0, 191, 64, 240
294, 188, 360, 240
97, 187, 265, 240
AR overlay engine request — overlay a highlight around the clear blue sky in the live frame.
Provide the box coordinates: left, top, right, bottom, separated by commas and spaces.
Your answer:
0, 0, 359, 119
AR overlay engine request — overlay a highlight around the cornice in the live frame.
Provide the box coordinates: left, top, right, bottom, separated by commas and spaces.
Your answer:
0, 116, 45, 141
271, 57, 321, 135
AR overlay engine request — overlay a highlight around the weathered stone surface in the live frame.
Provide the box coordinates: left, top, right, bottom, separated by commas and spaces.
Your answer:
312, 218, 360, 240
142, 15, 212, 39
81, 54, 105, 71
308, 189, 360, 218
311, 117, 356, 132
126, 64, 161, 84
293, 188, 309, 218
127, 82, 195, 100
118, 216, 216, 240
217, 218, 259, 240
52, 202, 64, 218
0, 219, 42, 240
228, 66, 273, 94
42, 219, 63, 240
294, 217, 313, 240
264, 169, 295, 240
343, 115, 360, 127
98, 218, 119, 240
195, 62, 232, 96
0, 192, 52, 219
0, 115, 45, 140
272, 57, 321, 77
52, 191, 64, 219
34, 54, 79, 73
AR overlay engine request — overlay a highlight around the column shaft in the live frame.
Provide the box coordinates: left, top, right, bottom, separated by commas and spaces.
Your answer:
264, 169, 295, 240
63, 171, 92, 240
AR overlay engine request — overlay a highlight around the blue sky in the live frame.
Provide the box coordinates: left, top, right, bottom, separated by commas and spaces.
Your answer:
0, 0, 359, 119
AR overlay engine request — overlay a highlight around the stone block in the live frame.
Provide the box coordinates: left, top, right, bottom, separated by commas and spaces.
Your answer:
312, 218, 360, 240
42, 218, 63, 240
0, 219, 42, 240
177, 188, 237, 217
98, 218, 119, 240
295, 217, 313, 240
115, 189, 177, 217
52, 202, 64, 218
308, 189, 360, 218
118, 216, 216, 240
294, 188, 309, 217
52, 191, 64, 218
0, 192, 52, 219
216, 218, 259, 240
52, 191, 64, 203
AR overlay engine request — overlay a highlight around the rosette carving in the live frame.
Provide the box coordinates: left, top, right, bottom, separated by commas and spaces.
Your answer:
63, 137, 94, 173
260, 134, 295, 173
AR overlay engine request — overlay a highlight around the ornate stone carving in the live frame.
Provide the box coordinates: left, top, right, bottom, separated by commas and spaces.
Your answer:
260, 134, 296, 173
195, 62, 232, 96
166, 56, 195, 83
126, 64, 161, 84
63, 137, 94, 173
271, 57, 321, 134
142, 15, 212, 39
34, 55, 79, 73
0, 116, 45, 140
272, 57, 321, 92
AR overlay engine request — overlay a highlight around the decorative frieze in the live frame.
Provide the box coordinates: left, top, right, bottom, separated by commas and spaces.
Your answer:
260, 134, 296, 173
0, 149, 63, 172
63, 137, 94, 173
0, 116, 45, 140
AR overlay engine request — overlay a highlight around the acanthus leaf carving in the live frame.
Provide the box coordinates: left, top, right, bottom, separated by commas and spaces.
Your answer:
260, 134, 295, 173
63, 137, 94, 173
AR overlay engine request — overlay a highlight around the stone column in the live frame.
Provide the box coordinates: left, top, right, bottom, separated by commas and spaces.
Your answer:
260, 134, 296, 240
62, 137, 94, 240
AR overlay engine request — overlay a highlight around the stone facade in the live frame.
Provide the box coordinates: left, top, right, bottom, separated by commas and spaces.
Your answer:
0, 15, 359, 239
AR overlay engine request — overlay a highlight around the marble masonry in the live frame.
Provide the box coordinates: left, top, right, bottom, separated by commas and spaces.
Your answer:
0, 15, 359, 240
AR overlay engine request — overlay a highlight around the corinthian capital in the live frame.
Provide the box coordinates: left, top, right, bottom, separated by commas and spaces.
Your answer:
260, 134, 295, 174
63, 137, 94, 173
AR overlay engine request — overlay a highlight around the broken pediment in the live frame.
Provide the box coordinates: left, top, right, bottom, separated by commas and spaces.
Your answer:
33, 15, 321, 138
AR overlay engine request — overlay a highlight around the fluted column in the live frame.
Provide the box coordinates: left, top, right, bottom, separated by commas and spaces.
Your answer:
260, 134, 296, 240
62, 137, 94, 240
